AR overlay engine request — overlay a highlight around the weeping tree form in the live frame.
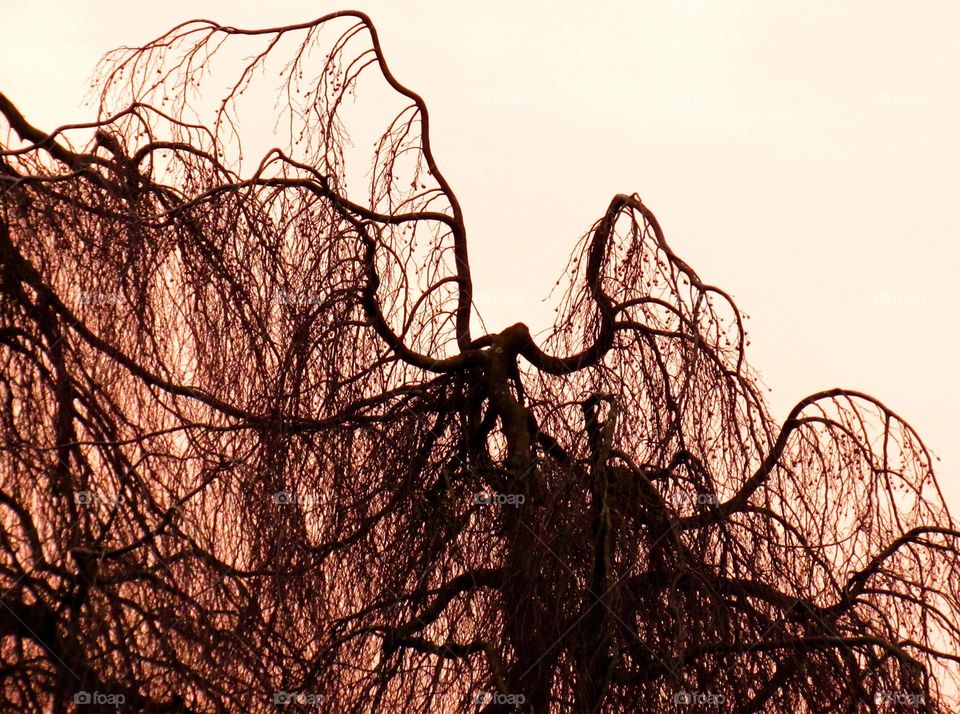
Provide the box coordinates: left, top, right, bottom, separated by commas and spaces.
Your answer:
1, 13, 958, 714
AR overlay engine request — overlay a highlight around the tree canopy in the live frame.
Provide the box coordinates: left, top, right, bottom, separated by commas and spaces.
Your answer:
1, 13, 958, 713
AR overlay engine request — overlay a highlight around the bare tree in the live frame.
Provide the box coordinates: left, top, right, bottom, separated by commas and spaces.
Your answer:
1, 13, 958, 713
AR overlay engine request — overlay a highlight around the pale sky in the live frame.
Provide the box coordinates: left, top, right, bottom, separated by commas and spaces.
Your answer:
2, 1, 958, 511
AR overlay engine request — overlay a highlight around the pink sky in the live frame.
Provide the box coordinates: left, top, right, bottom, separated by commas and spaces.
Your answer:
2, 1, 957, 512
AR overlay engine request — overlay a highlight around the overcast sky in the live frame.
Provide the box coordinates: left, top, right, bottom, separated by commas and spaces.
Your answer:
2, 1, 958, 510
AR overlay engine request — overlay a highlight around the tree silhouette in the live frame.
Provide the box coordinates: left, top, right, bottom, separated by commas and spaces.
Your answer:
1, 12, 958, 713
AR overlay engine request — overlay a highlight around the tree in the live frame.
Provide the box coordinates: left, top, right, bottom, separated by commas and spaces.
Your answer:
1, 12, 958, 713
